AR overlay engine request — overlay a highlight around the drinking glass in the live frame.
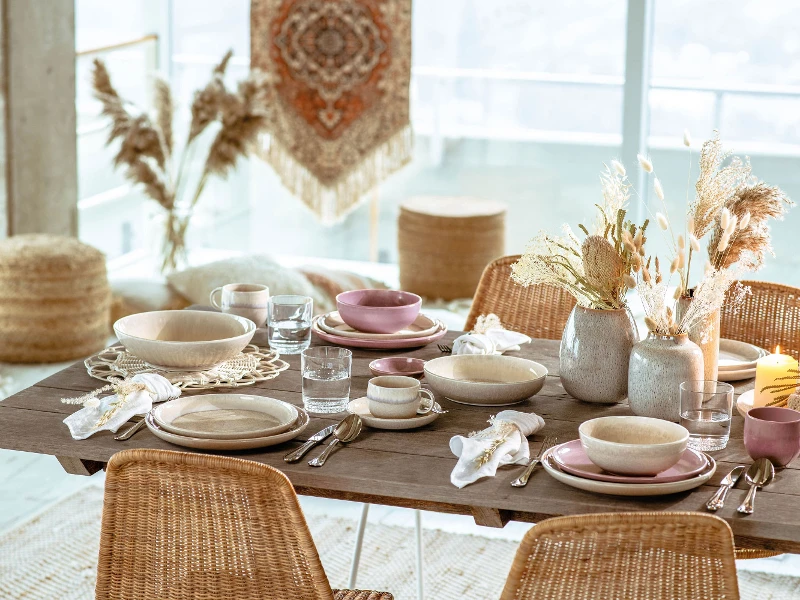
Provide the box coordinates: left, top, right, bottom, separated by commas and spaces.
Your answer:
679, 380, 734, 451
301, 346, 352, 414
267, 295, 313, 354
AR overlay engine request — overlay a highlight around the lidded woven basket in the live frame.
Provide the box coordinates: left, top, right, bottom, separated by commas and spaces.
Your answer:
398, 197, 506, 300
0, 234, 111, 362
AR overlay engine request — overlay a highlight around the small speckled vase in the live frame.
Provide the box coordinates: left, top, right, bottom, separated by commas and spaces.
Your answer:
560, 306, 638, 404
628, 333, 704, 422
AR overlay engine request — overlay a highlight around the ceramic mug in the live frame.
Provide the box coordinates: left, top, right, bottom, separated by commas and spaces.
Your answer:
209, 283, 269, 327
367, 375, 435, 419
744, 406, 800, 467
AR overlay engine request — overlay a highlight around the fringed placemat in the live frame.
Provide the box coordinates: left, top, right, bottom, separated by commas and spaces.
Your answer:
84, 345, 289, 391
251, 0, 412, 224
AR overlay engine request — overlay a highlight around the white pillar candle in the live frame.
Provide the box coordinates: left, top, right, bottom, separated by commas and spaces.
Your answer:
754, 346, 798, 407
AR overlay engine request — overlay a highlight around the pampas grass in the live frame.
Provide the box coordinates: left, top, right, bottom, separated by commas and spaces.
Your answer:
92, 49, 271, 273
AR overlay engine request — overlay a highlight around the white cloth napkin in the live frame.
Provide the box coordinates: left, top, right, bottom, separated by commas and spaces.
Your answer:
449, 410, 546, 488
452, 328, 532, 355
63, 373, 181, 440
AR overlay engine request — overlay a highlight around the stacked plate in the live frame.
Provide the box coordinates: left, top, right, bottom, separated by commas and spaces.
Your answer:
541, 440, 716, 496
312, 311, 447, 349
145, 394, 309, 450
717, 339, 769, 382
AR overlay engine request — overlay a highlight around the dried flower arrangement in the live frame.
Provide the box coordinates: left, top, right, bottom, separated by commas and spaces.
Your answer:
511, 163, 650, 310
92, 51, 271, 273
636, 131, 793, 337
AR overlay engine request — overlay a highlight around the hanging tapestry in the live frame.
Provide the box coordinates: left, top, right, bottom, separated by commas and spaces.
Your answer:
251, 0, 413, 224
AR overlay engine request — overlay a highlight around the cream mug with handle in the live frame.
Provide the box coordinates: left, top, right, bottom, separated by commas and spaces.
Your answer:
209, 283, 270, 327
367, 376, 436, 419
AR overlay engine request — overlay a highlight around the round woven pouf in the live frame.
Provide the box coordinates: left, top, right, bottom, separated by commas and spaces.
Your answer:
398, 197, 507, 300
0, 234, 111, 362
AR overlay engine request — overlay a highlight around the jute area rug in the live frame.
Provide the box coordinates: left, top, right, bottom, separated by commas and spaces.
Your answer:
1, 486, 798, 599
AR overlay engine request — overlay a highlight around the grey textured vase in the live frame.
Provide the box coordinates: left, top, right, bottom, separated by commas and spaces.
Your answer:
560, 306, 638, 404
677, 296, 721, 382
628, 333, 704, 422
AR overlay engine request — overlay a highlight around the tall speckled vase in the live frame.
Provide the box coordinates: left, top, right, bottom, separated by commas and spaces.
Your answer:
628, 333, 704, 422
677, 295, 720, 382
560, 306, 639, 404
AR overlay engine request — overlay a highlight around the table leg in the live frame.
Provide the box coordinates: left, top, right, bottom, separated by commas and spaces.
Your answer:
348, 503, 370, 588
415, 509, 424, 600
55, 456, 105, 476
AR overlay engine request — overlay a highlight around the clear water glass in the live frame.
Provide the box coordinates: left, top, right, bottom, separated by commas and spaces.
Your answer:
679, 380, 734, 452
267, 295, 313, 354
301, 346, 352, 414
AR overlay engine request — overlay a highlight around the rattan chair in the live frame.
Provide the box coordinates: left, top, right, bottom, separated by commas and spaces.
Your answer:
500, 512, 740, 600
722, 280, 800, 361
96, 449, 393, 600
464, 255, 576, 338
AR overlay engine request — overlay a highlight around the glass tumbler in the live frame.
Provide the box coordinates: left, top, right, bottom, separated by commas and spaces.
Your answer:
679, 380, 734, 451
267, 295, 313, 354
301, 346, 352, 414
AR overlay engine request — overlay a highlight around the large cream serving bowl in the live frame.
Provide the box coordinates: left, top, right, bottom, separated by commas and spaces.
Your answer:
423, 354, 547, 406
114, 310, 256, 370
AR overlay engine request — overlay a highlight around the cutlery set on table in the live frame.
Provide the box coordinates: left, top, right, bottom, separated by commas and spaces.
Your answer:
706, 459, 775, 515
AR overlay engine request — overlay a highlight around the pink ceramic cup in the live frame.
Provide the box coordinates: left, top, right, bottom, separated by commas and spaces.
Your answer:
744, 406, 800, 467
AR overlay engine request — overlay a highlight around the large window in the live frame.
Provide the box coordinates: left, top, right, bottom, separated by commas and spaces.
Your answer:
76, 0, 800, 285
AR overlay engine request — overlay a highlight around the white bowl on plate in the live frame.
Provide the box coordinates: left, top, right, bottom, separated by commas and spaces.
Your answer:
423, 355, 547, 406
114, 310, 256, 370
578, 416, 689, 476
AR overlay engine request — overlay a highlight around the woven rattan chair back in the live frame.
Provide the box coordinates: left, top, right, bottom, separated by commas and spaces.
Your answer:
721, 280, 800, 361
465, 255, 576, 339
97, 449, 335, 600
500, 512, 740, 600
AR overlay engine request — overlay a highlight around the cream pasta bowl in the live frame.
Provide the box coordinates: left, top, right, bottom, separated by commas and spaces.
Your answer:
114, 310, 256, 371
423, 354, 547, 406
578, 416, 689, 476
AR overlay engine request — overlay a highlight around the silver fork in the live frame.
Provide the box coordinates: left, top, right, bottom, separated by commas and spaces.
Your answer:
438, 344, 452, 353
511, 435, 558, 487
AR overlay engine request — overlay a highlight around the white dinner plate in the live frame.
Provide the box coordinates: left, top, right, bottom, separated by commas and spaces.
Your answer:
736, 389, 754, 417
540, 448, 716, 496
718, 367, 756, 382
718, 339, 768, 371
152, 394, 299, 440
145, 409, 309, 450
317, 311, 440, 339
347, 397, 439, 430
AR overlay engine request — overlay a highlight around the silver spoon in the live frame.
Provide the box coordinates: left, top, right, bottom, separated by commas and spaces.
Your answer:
737, 458, 775, 515
308, 414, 362, 467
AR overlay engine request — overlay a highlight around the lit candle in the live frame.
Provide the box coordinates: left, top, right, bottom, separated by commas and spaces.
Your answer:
754, 346, 798, 407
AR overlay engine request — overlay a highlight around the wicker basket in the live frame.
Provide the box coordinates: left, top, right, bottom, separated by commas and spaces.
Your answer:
0, 234, 111, 362
398, 197, 506, 300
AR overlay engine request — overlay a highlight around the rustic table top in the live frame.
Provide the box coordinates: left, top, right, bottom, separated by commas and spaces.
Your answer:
2, 329, 797, 553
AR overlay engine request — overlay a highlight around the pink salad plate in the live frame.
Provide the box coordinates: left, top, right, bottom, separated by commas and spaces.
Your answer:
312, 317, 447, 349
369, 357, 426, 378
551, 439, 709, 484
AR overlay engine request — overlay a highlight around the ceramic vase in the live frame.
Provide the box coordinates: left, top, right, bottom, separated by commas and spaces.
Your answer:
628, 333, 704, 422
559, 306, 639, 404
676, 295, 720, 382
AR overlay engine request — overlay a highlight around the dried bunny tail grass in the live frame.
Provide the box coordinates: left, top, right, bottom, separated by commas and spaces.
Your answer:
708, 182, 793, 271
582, 235, 624, 292
637, 154, 653, 173
690, 131, 751, 239
611, 160, 626, 177
154, 77, 173, 156
188, 49, 234, 143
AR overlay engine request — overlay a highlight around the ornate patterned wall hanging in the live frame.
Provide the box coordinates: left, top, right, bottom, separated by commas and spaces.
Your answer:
251, 0, 412, 224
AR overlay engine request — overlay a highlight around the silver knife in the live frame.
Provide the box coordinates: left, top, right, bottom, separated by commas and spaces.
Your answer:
284, 424, 337, 463
706, 465, 746, 511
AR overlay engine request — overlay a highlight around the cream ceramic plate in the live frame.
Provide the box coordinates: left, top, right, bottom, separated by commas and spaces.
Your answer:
114, 310, 256, 371
347, 397, 439, 430
152, 394, 299, 440
737, 389, 755, 417
317, 311, 440, 339
718, 339, 768, 371
541, 448, 716, 496
145, 408, 309, 450
718, 367, 756, 382
424, 355, 547, 406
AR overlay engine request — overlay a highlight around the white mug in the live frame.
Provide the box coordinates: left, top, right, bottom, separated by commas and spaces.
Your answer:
209, 283, 270, 327
367, 375, 435, 419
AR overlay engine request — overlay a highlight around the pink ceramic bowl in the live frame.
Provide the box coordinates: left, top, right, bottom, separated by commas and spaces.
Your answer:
744, 406, 800, 467
336, 289, 422, 334
369, 357, 426, 378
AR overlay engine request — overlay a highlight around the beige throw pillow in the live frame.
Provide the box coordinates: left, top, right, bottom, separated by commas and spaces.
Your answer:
166, 255, 333, 313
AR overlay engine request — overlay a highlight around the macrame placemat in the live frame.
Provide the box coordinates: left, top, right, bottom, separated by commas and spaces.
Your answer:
84, 345, 289, 391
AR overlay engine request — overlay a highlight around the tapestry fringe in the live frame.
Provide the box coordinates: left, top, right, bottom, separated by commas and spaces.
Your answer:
261, 125, 413, 226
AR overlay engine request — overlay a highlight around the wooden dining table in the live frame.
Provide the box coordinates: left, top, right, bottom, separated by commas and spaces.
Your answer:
1, 328, 798, 554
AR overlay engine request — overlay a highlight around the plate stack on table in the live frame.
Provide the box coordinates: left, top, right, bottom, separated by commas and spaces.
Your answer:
313, 311, 447, 349
717, 339, 769, 382
145, 394, 309, 450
